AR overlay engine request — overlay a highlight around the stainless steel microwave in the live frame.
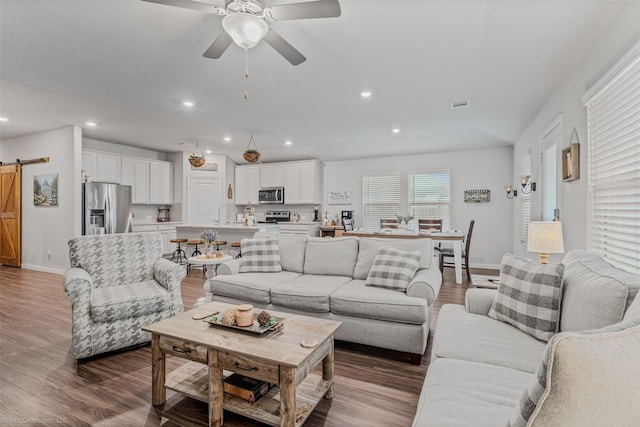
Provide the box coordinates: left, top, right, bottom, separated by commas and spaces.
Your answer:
258, 187, 284, 204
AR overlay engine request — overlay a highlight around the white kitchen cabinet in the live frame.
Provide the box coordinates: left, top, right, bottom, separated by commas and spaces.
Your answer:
278, 223, 320, 237
235, 166, 260, 205
121, 157, 134, 187
260, 164, 284, 187
149, 161, 172, 205
82, 151, 97, 180
283, 161, 322, 204
96, 152, 121, 183
133, 160, 150, 204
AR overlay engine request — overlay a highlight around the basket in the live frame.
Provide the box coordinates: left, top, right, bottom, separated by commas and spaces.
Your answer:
189, 156, 206, 167
243, 151, 261, 163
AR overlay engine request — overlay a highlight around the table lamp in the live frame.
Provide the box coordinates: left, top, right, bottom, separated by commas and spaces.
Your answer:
527, 221, 565, 264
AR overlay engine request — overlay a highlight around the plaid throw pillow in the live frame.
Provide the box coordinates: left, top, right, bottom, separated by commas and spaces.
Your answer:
365, 246, 422, 291
488, 254, 564, 342
239, 236, 282, 273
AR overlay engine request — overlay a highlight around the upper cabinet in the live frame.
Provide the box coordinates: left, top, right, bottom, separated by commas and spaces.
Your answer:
149, 161, 172, 204
260, 164, 285, 187
235, 160, 322, 205
235, 166, 260, 205
82, 150, 172, 205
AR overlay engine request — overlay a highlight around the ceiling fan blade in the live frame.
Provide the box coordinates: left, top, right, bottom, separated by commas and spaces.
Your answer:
203, 31, 233, 58
263, 29, 306, 65
268, 0, 341, 21
141, 0, 222, 14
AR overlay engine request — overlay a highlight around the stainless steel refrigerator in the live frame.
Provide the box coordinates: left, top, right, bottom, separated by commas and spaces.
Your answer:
83, 182, 133, 235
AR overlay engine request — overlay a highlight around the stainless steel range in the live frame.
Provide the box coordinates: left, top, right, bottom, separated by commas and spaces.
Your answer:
259, 210, 290, 223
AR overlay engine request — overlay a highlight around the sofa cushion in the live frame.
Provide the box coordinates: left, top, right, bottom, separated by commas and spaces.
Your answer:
90, 280, 169, 323
623, 293, 640, 322
365, 246, 422, 291
208, 271, 301, 304
278, 234, 307, 273
239, 236, 282, 273
353, 237, 433, 280
432, 304, 546, 373
331, 279, 428, 324
489, 254, 564, 342
303, 237, 359, 277
560, 250, 640, 332
508, 318, 640, 427
270, 274, 353, 312
412, 358, 533, 427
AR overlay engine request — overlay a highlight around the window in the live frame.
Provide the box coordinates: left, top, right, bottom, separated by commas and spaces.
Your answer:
583, 42, 640, 274
408, 171, 451, 230
520, 154, 532, 244
362, 174, 401, 230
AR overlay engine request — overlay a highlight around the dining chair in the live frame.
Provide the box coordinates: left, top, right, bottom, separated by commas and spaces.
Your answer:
418, 219, 443, 232
380, 219, 398, 229
439, 219, 475, 281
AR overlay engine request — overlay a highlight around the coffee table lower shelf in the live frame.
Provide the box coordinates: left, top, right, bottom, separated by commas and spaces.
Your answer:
166, 361, 332, 427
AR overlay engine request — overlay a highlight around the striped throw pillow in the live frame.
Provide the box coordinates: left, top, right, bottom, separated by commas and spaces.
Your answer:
488, 254, 564, 342
239, 236, 282, 273
365, 246, 422, 291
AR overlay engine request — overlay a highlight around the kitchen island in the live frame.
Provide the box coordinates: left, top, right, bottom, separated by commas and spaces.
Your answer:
175, 223, 280, 252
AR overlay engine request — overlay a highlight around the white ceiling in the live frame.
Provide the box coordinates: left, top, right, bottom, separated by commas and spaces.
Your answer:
0, 0, 624, 163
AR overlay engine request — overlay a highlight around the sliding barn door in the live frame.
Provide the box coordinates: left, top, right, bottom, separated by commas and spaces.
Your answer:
0, 164, 21, 267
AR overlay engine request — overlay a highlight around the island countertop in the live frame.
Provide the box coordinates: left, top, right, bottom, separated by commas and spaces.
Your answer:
176, 223, 279, 231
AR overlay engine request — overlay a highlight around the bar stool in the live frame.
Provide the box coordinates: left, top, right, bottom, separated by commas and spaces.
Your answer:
187, 239, 205, 275
170, 238, 188, 265
231, 242, 242, 259
213, 240, 228, 254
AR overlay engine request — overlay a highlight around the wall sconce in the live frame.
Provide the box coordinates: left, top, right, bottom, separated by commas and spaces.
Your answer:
505, 175, 537, 199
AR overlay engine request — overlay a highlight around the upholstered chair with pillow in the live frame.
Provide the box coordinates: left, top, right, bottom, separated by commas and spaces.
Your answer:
63, 232, 186, 359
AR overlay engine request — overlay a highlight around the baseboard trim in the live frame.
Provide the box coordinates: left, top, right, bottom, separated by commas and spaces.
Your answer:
21, 264, 65, 275
470, 263, 501, 270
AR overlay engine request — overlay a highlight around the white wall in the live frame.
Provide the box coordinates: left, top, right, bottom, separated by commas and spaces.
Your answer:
511, 2, 640, 262
324, 146, 513, 268
1, 126, 82, 273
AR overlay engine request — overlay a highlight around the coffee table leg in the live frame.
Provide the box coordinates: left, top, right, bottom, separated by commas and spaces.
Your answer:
322, 338, 335, 399
279, 365, 296, 427
151, 334, 166, 406
208, 349, 223, 427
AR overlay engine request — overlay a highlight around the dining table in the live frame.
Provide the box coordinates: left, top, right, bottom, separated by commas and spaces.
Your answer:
338, 229, 466, 284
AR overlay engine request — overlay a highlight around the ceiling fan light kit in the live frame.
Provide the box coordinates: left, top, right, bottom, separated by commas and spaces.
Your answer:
222, 12, 268, 50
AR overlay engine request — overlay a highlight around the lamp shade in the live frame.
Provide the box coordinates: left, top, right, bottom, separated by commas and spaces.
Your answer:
527, 221, 565, 254
222, 13, 268, 50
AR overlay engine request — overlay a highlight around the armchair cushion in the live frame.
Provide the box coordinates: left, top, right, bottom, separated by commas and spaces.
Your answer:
90, 280, 170, 323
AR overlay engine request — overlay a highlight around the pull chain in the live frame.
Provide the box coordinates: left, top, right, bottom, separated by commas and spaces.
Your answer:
244, 48, 249, 100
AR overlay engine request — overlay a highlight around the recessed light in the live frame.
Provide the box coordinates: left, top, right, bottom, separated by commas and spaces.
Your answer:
392, 128, 400, 134
0, 117, 8, 122
205, 150, 212, 154
285, 140, 292, 146
85, 122, 96, 127
223, 137, 231, 142
360, 91, 372, 98
183, 101, 194, 107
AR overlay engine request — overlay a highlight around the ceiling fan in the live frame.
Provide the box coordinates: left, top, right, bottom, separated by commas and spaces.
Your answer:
142, 0, 341, 65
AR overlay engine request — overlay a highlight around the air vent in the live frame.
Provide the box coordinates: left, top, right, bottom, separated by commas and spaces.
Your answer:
451, 101, 469, 109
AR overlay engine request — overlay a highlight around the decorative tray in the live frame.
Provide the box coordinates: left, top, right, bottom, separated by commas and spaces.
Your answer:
204, 313, 283, 335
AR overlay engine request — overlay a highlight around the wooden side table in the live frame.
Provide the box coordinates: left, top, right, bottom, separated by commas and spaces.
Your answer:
319, 225, 344, 237
188, 255, 232, 307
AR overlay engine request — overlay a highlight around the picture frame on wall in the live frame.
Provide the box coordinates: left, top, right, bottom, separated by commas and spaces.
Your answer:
33, 173, 59, 206
327, 191, 352, 205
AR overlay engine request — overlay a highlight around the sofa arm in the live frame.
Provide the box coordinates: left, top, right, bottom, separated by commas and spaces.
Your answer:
63, 268, 94, 359
406, 267, 442, 305
154, 259, 186, 314
63, 268, 92, 301
465, 288, 498, 315
217, 258, 241, 275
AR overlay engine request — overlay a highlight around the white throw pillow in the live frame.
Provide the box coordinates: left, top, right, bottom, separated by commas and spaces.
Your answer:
365, 246, 422, 291
489, 254, 564, 342
239, 236, 282, 273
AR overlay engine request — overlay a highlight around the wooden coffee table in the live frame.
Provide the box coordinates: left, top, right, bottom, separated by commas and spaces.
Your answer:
143, 302, 342, 427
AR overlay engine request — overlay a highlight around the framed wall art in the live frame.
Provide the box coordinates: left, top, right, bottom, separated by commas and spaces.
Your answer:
34, 173, 59, 206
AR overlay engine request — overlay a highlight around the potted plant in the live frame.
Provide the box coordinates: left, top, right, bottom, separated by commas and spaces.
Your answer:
189, 152, 206, 167
200, 229, 217, 258
396, 213, 415, 229
243, 135, 261, 163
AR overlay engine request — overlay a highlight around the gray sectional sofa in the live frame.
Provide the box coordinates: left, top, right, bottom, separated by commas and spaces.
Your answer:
413, 250, 640, 426
205, 235, 442, 361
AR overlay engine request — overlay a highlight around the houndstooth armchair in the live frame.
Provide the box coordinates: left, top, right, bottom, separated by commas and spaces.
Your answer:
63, 232, 185, 359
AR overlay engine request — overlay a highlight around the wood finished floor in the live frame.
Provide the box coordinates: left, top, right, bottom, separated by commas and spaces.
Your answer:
0, 265, 495, 427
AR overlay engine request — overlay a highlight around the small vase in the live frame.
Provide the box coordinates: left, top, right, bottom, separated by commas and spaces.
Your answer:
205, 244, 215, 258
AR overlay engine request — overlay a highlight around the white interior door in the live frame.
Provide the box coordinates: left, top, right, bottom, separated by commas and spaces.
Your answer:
541, 117, 562, 221
188, 177, 221, 226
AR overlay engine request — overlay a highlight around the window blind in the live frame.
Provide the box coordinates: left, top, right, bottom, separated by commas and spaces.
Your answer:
362, 174, 401, 230
584, 44, 640, 274
408, 171, 451, 230
520, 154, 532, 244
